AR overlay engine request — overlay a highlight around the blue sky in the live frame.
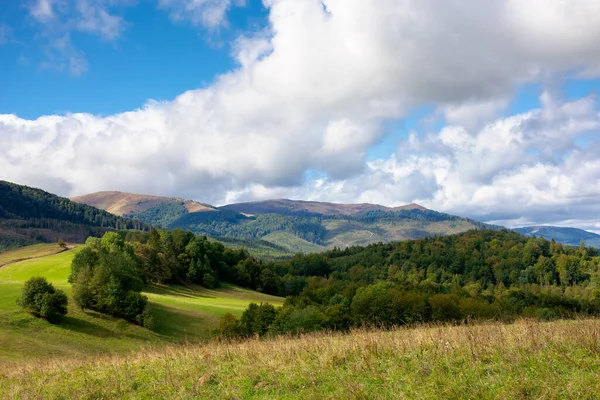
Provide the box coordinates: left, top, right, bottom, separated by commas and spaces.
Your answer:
0, 1, 270, 118
2, 0, 600, 232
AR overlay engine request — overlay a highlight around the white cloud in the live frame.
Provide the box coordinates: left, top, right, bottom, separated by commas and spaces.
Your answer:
158, 0, 234, 29
4, 0, 600, 230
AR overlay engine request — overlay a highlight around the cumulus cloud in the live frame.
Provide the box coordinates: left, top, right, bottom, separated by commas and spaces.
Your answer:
4, 0, 600, 230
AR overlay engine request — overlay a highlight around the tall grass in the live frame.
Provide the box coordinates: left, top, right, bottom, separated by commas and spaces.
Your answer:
2, 318, 599, 399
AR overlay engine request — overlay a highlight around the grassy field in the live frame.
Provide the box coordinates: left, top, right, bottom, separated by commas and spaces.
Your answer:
0, 243, 69, 267
0, 245, 283, 364
1, 319, 599, 399
262, 231, 325, 254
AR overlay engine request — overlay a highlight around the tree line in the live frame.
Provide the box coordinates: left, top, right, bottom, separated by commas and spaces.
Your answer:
63, 228, 600, 335
215, 229, 600, 338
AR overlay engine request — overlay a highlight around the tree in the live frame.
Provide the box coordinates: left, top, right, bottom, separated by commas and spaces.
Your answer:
70, 232, 151, 327
17, 277, 68, 323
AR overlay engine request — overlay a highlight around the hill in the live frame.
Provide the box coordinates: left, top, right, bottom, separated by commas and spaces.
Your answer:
71, 191, 215, 216
74, 192, 500, 256
220, 198, 427, 216
515, 226, 600, 248
0, 181, 148, 252
71, 191, 215, 228
0, 244, 283, 363
2, 319, 599, 398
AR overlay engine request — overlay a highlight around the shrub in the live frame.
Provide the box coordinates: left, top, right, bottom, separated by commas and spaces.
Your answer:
285, 306, 326, 334
536, 308, 558, 321
17, 277, 68, 323
429, 294, 462, 322
214, 313, 241, 339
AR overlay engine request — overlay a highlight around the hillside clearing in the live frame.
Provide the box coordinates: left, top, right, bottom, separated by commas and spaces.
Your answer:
0, 245, 283, 363
0, 243, 70, 267
1, 319, 599, 399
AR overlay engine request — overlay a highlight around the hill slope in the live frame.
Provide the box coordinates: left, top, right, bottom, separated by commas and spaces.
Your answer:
220, 198, 427, 216
71, 191, 215, 215
74, 192, 501, 255
0, 181, 148, 252
515, 226, 600, 248
2, 319, 599, 399
0, 244, 283, 363
71, 191, 215, 228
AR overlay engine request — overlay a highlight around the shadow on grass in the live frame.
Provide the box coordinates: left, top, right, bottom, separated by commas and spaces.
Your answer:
58, 315, 119, 338
144, 284, 217, 299
149, 302, 212, 342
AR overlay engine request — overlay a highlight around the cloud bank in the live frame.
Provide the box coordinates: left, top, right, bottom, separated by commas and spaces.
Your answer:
3, 0, 600, 230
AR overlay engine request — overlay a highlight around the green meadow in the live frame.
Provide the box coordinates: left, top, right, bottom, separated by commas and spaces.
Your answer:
0, 244, 283, 364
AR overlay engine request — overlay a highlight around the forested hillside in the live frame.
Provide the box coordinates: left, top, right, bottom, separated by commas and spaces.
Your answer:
76, 191, 500, 255
0, 181, 148, 251
82, 228, 600, 337
212, 229, 600, 337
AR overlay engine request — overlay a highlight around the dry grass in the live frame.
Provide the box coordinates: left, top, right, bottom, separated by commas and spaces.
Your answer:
71, 191, 214, 215
2, 318, 600, 399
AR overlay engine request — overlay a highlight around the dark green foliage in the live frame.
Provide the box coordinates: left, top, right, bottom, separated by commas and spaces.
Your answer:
221, 229, 600, 338
171, 212, 327, 245
0, 180, 149, 251
70, 233, 150, 326
238, 303, 277, 337
125, 202, 188, 228
212, 313, 241, 339
17, 277, 68, 323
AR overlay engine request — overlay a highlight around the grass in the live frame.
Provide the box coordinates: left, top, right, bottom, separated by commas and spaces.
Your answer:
1, 318, 599, 399
0, 246, 79, 285
262, 231, 325, 254
0, 243, 69, 267
0, 245, 283, 364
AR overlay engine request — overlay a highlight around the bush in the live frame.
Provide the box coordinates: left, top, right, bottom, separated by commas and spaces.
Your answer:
285, 306, 326, 334
213, 313, 241, 339
17, 277, 68, 323
429, 294, 462, 322
536, 308, 558, 321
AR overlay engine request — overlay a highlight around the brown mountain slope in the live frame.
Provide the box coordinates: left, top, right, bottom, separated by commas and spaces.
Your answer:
219, 199, 428, 216
71, 191, 215, 216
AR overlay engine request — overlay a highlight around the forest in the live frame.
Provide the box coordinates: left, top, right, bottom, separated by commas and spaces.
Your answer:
70, 228, 600, 334
216, 229, 600, 337
0, 181, 149, 251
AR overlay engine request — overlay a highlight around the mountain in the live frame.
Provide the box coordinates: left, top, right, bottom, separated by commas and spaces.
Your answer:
71, 191, 215, 215
74, 191, 500, 255
71, 191, 215, 228
220, 198, 427, 216
514, 226, 600, 248
0, 181, 148, 252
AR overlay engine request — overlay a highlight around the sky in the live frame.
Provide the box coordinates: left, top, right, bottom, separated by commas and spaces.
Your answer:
2, 1, 600, 232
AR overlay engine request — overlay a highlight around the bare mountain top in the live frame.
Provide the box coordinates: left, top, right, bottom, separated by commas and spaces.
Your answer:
220, 198, 427, 216
71, 191, 215, 216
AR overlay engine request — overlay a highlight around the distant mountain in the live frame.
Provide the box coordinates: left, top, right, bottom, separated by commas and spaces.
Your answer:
0, 181, 148, 252
71, 191, 215, 228
220, 198, 427, 216
514, 226, 600, 248
75, 191, 501, 256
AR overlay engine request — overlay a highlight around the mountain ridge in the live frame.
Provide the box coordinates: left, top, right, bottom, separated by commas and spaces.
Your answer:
219, 198, 428, 216
71, 191, 215, 215
72, 190, 500, 256
515, 225, 600, 248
